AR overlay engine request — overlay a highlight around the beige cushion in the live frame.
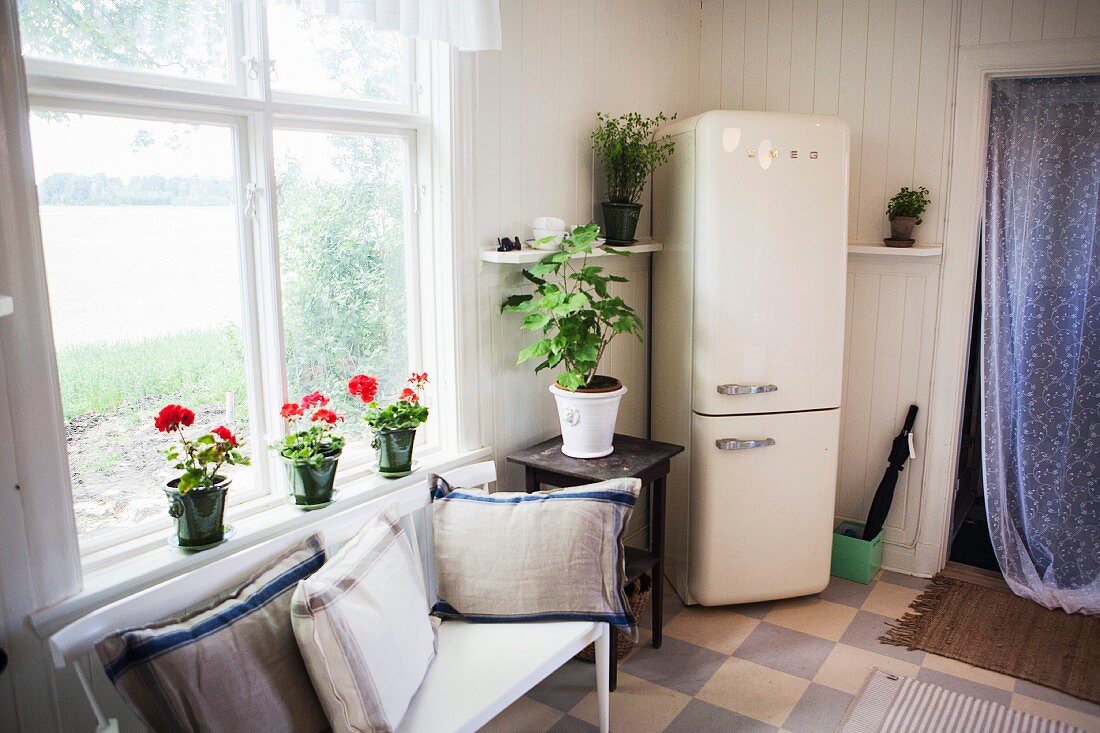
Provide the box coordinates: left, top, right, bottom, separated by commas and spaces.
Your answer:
430, 477, 642, 631
292, 507, 436, 733
96, 533, 329, 733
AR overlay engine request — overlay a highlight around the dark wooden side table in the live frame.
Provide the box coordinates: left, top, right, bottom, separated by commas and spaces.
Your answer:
506, 433, 684, 690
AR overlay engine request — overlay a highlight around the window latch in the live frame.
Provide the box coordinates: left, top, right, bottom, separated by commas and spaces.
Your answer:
241, 56, 260, 80
244, 183, 261, 218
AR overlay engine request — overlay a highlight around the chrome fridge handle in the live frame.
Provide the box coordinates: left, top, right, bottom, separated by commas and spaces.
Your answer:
715, 437, 776, 451
717, 384, 778, 395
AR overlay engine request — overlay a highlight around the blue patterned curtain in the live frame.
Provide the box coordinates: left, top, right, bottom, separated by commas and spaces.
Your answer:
982, 75, 1100, 614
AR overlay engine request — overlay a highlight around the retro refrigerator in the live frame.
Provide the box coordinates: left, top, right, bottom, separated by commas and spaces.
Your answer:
651, 111, 849, 606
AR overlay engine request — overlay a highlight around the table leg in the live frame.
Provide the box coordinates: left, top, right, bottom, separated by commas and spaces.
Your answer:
609, 626, 618, 691
651, 477, 666, 649
525, 469, 538, 493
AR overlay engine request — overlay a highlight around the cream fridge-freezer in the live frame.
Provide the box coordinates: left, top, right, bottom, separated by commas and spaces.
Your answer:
652, 111, 849, 605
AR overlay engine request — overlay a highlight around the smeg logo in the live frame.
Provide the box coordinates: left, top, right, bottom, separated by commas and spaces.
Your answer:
747, 149, 820, 159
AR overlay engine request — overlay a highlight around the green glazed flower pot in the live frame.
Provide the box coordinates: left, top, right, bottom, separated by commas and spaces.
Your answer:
373, 428, 417, 478
601, 201, 643, 244
164, 476, 229, 549
283, 451, 341, 507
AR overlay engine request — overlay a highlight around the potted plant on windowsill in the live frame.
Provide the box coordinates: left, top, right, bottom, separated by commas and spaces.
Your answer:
156, 404, 249, 550
591, 111, 677, 244
502, 224, 644, 458
274, 391, 346, 509
348, 372, 430, 478
885, 186, 931, 246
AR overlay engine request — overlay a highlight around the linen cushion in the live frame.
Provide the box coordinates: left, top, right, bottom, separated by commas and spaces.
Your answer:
96, 533, 329, 733
292, 507, 436, 733
430, 476, 642, 631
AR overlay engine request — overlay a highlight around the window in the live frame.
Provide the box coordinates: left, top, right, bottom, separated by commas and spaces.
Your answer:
19, 1, 448, 553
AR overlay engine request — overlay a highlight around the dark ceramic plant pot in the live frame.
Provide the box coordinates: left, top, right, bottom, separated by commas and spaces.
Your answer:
373, 428, 417, 478
164, 476, 229, 548
284, 451, 341, 507
890, 215, 917, 240
601, 202, 643, 244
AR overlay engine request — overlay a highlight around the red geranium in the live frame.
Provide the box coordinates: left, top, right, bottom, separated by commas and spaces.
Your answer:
211, 425, 239, 447
281, 402, 305, 419
409, 371, 429, 387
301, 391, 330, 408
348, 374, 379, 404
398, 387, 419, 403
311, 409, 343, 425
155, 404, 195, 433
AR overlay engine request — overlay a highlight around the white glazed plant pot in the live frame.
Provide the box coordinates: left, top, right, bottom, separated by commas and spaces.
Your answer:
549, 381, 627, 458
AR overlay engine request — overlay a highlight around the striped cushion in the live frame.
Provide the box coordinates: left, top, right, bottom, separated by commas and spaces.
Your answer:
291, 507, 436, 733
96, 533, 329, 733
430, 476, 642, 631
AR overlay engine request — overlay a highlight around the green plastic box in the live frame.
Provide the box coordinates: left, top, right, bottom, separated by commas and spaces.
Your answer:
830, 518, 883, 584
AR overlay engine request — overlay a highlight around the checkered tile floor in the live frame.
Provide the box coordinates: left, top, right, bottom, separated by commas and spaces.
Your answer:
481, 571, 1100, 733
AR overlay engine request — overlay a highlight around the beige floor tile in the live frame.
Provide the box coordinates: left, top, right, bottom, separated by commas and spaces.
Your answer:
480, 696, 564, 733
764, 597, 859, 641
663, 606, 760, 654
813, 644, 921, 695
921, 653, 1017, 691
569, 672, 691, 733
860, 581, 922, 618
1011, 693, 1100, 732
696, 657, 810, 726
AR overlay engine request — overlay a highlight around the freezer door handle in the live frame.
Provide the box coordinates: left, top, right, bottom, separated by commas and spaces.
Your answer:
717, 383, 778, 395
715, 437, 776, 451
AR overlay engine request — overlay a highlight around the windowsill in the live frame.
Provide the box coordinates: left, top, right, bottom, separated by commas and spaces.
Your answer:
30, 446, 492, 639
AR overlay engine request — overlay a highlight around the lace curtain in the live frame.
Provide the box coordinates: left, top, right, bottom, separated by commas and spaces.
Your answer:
271, 0, 502, 51
982, 75, 1100, 614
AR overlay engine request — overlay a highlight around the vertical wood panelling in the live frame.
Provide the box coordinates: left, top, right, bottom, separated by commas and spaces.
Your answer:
765, 0, 795, 111
914, 0, 953, 244
789, 0, 819, 113
959, 0, 983, 43
838, 0, 870, 239
721, 0, 748, 108
1077, 0, 1100, 36
1042, 0, 1079, 37
744, 0, 771, 109
701, 0, 725, 109
854, 0, 896, 244
813, 0, 844, 114
1010, 0, 1045, 40
979, 0, 1014, 42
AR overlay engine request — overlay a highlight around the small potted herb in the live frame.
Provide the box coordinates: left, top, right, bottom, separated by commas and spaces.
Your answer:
155, 404, 249, 549
502, 224, 644, 458
274, 391, 345, 508
348, 372, 430, 478
591, 111, 677, 244
886, 186, 931, 246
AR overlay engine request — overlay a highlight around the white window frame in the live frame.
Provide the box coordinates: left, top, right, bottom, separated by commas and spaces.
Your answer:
19, 0, 461, 562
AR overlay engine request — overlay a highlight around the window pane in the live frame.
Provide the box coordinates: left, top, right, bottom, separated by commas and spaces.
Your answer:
19, 0, 230, 82
266, 2, 406, 104
274, 130, 410, 441
30, 111, 255, 543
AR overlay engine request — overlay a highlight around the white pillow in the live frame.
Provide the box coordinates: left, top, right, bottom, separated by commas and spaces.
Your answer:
291, 507, 435, 733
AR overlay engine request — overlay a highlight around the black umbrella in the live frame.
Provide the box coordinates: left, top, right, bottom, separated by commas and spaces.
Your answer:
862, 405, 919, 541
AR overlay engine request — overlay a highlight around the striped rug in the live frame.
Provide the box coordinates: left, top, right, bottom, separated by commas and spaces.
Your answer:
838, 669, 1084, 733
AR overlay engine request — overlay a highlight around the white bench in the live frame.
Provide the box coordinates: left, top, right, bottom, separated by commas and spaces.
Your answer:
49, 461, 611, 733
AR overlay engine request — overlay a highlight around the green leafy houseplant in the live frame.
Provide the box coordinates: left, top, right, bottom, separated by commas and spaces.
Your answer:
591, 112, 677, 205
886, 186, 931, 224
156, 404, 249, 493
349, 372, 429, 477
502, 224, 644, 391
273, 392, 346, 467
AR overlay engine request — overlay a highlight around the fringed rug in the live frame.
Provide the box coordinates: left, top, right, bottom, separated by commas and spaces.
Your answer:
879, 575, 1100, 704
837, 669, 1085, 732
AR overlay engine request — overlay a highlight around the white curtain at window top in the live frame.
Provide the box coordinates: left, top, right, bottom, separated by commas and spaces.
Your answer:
281, 0, 501, 51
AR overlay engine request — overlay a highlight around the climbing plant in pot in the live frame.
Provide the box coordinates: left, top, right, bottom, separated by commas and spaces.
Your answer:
591, 111, 676, 244
885, 186, 931, 246
273, 391, 346, 509
502, 224, 644, 458
156, 404, 249, 550
349, 372, 430, 478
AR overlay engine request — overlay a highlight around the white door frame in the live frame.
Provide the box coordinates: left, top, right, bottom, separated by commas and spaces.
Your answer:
919, 38, 1100, 575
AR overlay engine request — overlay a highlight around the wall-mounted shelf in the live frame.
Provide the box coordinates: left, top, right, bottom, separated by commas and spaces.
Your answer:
848, 242, 943, 258
0, 295, 12, 319
480, 240, 663, 264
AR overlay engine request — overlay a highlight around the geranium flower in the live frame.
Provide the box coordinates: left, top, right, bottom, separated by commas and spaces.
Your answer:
155, 404, 195, 433
301, 391, 329, 408
408, 371, 429, 386
211, 425, 238, 447
398, 387, 419, 403
281, 402, 305, 419
348, 374, 379, 403
311, 409, 343, 425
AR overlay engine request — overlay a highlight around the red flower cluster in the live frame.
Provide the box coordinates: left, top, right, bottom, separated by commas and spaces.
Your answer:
301, 391, 330, 408
348, 374, 379, 404
398, 387, 419, 403
211, 425, 239, 446
281, 402, 305, 419
311, 409, 343, 425
155, 404, 195, 433
409, 371, 429, 387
